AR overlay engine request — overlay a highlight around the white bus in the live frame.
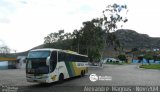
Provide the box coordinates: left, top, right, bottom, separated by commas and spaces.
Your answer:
26, 48, 88, 83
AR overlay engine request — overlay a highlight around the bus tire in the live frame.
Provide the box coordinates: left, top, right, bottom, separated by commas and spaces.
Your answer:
59, 73, 64, 83
83, 70, 85, 75
81, 70, 84, 77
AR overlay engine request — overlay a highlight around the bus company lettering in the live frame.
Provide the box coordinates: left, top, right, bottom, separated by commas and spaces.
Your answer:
77, 62, 84, 66
76, 62, 88, 67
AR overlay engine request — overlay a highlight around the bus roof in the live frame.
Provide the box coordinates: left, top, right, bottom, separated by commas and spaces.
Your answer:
30, 48, 61, 52
30, 48, 88, 57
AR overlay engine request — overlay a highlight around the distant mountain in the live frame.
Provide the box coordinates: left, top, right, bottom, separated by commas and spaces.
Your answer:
114, 29, 160, 48
103, 29, 160, 57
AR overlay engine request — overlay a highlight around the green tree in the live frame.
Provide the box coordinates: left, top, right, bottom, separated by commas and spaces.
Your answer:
43, 3, 128, 62
0, 46, 10, 54
156, 56, 160, 61
62, 32, 73, 50
131, 48, 139, 63
72, 29, 82, 53
72, 19, 104, 62
131, 48, 138, 52
102, 4, 128, 32
153, 55, 157, 63
44, 30, 73, 49
137, 55, 144, 65
100, 3, 128, 60
118, 54, 127, 62
144, 54, 153, 65
44, 30, 64, 44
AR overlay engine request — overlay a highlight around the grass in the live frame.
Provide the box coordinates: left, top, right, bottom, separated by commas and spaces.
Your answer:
139, 64, 160, 70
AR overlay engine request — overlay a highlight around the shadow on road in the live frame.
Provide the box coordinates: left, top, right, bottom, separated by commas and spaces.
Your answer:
27, 76, 82, 88
18, 76, 85, 92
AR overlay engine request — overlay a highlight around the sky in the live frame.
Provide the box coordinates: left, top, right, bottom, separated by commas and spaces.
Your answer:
0, 0, 160, 52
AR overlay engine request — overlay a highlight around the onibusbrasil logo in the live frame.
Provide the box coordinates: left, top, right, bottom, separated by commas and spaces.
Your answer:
89, 74, 112, 82
89, 74, 98, 82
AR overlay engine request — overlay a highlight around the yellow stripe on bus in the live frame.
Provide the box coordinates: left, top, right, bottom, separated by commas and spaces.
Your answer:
72, 62, 86, 76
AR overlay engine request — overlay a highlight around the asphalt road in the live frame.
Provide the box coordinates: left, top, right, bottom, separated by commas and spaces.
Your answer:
0, 64, 160, 92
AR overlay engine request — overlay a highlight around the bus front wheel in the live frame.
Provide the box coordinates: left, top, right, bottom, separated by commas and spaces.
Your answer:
59, 73, 64, 83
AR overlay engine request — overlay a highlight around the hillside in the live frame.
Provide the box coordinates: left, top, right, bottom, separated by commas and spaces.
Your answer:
16, 29, 160, 57
114, 29, 160, 48
102, 29, 160, 57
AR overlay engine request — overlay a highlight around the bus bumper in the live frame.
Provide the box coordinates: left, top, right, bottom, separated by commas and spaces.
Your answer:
26, 75, 51, 83
26, 78, 50, 83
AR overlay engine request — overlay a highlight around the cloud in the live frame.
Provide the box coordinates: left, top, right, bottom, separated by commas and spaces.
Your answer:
19, 1, 28, 4
0, 18, 10, 23
3, 0, 160, 52
0, 40, 6, 47
0, 0, 126, 52
0, 0, 27, 24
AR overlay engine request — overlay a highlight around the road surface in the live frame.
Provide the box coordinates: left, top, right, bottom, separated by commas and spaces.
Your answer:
0, 64, 160, 92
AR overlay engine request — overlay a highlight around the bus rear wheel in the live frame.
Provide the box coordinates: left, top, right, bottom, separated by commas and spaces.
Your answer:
81, 70, 85, 77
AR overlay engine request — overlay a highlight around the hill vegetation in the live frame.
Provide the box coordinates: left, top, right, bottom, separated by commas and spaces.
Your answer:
15, 29, 160, 59
114, 29, 160, 48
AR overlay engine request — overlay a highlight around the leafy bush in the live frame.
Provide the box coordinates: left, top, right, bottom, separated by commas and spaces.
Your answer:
118, 54, 127, 61
137, 55, 144, 63
156, 56, 160, 61
144, 54, 153, 60
144, 54, 153, 64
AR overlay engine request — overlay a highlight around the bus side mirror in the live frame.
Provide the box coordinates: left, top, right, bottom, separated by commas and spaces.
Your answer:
46, 56, 50, 66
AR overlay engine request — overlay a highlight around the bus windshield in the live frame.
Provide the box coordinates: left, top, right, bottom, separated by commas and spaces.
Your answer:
26, 51, 50, 74
28, 51, 50, 58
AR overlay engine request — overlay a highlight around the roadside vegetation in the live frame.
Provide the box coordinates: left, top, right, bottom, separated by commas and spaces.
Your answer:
131, 48, 160, 69
139, 64, 160, 70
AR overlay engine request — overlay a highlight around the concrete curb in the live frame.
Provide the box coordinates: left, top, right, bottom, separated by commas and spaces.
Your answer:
137, 65, 145, 70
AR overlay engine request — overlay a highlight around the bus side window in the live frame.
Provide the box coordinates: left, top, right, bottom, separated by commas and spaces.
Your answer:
58, 52, 61, 62
71, 54, 74, 61
58, 52, 66, 62
50, 51, 57, 62
75, 55, 78, 62
62, 53, 66, 62
50, 51, 57, 72
74, 55, 78, 62
77, 56, 80, 62
79, 56, 82, 62
66, 54, 72, 62
84, 57, 88, 62
82, 56, 85, 62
